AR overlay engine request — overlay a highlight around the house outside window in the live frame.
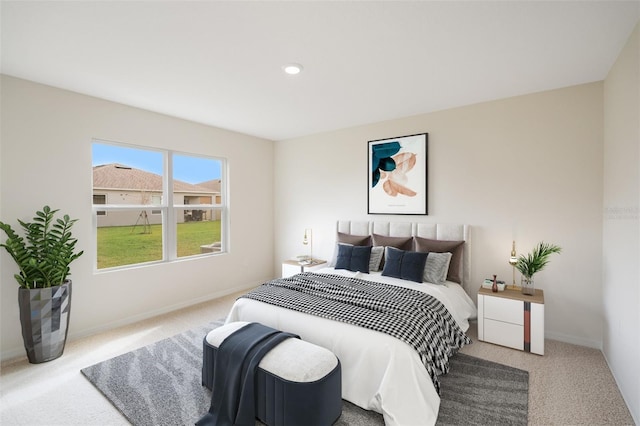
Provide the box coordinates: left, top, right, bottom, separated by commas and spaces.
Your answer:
92, 141, 227, 270
93, 194, 106, 215
151, 194, 162, 215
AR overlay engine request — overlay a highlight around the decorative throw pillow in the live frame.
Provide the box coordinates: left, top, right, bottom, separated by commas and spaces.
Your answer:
371, 234, 413, 250
329, 233, 372, 266
371, 234, 413, 268
414, 237, 465, 284
334, 243, 354, 270
423, 252, 453, 284
369, 246, 384, 272
337, 232, 372, 246
381, 246, 404, 277
381, 247, 428, 283
335, 244, 372, 273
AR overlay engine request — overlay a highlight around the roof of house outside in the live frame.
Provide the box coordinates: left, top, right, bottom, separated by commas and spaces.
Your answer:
93, 163, 218, 194
197, 179, 221, 192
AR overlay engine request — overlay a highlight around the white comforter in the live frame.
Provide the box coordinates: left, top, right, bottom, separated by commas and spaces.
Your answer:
226, 267, 477, 426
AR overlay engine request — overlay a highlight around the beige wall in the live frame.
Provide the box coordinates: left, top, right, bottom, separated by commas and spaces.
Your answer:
1, 34, 636, 419
0, 75, 275, 359
603, 22, 639, 423
275, 82, 604, 348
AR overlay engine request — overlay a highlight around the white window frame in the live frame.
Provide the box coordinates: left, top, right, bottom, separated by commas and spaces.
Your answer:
92, 140, 228, 272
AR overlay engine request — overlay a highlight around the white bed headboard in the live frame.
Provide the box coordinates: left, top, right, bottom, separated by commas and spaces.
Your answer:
337, 220, 471, 291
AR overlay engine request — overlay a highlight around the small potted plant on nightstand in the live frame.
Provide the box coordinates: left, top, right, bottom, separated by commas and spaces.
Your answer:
515, 241, 561, 295
0, 206, 83, 363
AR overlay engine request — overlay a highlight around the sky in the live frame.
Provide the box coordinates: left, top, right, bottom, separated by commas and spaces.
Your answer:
92, 143, 221, 184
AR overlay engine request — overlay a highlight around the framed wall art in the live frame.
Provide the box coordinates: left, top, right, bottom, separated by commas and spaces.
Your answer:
368, 133, 428, 215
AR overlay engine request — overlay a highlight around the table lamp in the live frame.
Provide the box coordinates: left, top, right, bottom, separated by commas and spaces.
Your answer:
509, 240, 518, 289
303, 228, 313, 264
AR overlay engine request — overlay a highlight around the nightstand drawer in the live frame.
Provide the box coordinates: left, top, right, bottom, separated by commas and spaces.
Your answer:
478, 286, 544, 355
484, 295, 523, 325
484, 318, 524, 350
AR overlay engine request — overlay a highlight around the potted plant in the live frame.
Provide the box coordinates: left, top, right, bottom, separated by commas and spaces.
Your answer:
0, 206, 83, 363
515, 241, 561, 295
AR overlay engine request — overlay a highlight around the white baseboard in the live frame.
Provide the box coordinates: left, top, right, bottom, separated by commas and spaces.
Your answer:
1, 346, 26, 363
545, 330, 602, 349
602, 351, 639, 425
71, 282, 259, 341
0, 280, 261, 363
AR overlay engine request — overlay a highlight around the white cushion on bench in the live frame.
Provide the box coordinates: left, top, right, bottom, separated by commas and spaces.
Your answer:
206, 321, 339, 383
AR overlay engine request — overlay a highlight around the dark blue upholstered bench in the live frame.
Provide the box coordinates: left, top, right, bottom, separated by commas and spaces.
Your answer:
202, 321, 342, 426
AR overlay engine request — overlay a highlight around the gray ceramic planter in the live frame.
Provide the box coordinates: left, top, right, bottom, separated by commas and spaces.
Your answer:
18, 280, 72, 363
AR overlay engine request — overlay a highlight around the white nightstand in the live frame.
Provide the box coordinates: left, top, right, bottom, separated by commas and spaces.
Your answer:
281, 260, 328, 278
477, 286, 545, 355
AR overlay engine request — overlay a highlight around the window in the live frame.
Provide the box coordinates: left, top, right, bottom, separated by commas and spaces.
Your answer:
93, 194, 106, 215
151, 195, 161, 215
92, 141, 227, 270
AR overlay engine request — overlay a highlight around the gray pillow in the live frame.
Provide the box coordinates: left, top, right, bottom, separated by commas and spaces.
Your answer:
413, 237, 465, 283
423, 252, 452, 284
369, 246, 384, 272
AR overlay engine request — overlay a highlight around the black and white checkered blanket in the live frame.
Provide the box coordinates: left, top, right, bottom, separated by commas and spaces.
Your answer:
241, 272, 471, 394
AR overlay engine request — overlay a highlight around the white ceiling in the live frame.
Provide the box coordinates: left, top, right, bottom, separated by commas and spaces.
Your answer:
2, 1, 638, 141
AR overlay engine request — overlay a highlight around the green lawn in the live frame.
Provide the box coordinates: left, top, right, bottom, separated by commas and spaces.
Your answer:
97, 220, 221, 269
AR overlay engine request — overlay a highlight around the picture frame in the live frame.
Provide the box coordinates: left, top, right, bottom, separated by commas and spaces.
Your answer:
368, 133, 428, 215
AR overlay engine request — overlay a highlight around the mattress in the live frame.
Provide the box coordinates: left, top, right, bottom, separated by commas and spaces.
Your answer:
226, 267, 477, 426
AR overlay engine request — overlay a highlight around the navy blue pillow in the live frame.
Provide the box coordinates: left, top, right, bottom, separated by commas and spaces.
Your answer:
382, 247, 428, 283
401, 251, 429, 283
335, 244, 372, 273
335, 244, 354, 270
381, 246, 404, 277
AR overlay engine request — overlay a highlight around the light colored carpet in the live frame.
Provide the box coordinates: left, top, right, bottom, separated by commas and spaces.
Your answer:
1, 290, 634, 425
80, 322, 527, 426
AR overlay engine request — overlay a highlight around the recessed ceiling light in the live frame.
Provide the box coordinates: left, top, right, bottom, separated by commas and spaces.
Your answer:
282, 63, 303, 75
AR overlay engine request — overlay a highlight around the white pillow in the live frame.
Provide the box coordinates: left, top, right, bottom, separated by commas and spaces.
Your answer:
423, 252, 452, 284
369, 246, 384, 272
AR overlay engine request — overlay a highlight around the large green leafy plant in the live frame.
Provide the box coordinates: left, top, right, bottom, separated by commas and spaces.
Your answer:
0, 206, 83, 289
515, 241, 561, 279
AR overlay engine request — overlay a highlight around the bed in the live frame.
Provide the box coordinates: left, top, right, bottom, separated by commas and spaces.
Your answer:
226, 221, 477, 426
